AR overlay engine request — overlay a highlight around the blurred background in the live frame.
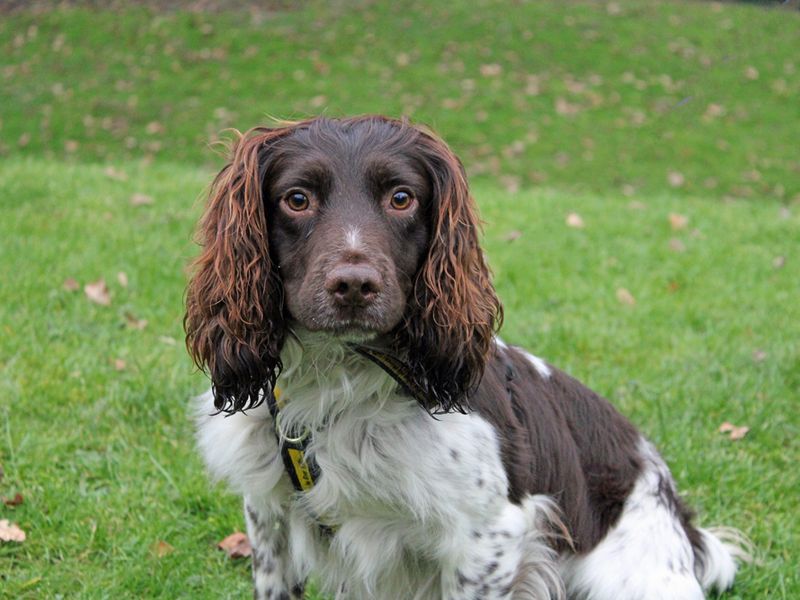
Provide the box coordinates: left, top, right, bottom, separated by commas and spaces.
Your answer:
1, 1, 798, 598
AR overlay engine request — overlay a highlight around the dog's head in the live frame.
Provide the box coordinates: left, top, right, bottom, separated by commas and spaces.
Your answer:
185, 116, 502, 413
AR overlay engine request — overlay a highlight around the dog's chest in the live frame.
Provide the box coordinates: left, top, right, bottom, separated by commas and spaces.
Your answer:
277, 378, 509, 532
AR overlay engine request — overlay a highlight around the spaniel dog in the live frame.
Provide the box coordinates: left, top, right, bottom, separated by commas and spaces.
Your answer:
186, 116, 745, 599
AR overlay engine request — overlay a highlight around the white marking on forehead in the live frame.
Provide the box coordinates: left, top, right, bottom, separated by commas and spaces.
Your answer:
345, 227, 362, 250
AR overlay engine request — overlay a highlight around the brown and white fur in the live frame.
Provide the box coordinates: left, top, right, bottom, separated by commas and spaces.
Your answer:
186, 116, 745, 599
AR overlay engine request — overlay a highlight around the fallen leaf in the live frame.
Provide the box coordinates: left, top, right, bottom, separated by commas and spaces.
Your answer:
218, 531, 251, 558
669, 213, 689, 230
744, 66, 759, 80
112, 358, 127, 371
566, 212, 585, 228
479, 63, 502, 77
503, 230, 523, 242
152, 540, 174, 558
145, 121, 165, 135
117, 272, 129, 287
130, 193, 154, 206
0, 519, 26, 543
718, 421, 749, 441
159, 336, 177, 346
84, 279, 111, 306
63, 278, 80, 292
104, 166, 128, 181
772, 256, 785, 269
752, 349, 767, 362
124, 312, 148, 330
616, 288, 636, 306
668, 238, 686, 252
667, 171, 685, 188
3, 493, 23, 507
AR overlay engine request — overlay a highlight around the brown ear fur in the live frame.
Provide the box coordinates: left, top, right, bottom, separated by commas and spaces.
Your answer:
185, 126, 296, 412
401, 129, 503, 412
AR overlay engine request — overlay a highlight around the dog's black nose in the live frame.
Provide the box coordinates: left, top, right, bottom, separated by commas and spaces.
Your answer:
325, 264, 382, 306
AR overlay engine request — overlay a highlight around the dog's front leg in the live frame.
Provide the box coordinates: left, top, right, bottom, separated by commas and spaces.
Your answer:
244, 497, 305, 600
442, 499, 563, 600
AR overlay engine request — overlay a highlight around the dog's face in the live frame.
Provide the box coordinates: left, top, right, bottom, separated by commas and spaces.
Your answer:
185, 117, 501, 413
264, 125, 431, 339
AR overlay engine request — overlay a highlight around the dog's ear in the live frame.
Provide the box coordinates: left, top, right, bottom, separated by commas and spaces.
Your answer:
402, 130, 503, 413
185, 126, 295, 413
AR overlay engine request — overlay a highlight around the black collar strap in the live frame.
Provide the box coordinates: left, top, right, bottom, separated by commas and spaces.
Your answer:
348, 343, 430, 405
266, 387, 320, 493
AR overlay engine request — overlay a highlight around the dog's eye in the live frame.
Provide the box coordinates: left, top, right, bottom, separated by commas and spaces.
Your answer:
286, 192, 310, 212
390, 191, 413, 211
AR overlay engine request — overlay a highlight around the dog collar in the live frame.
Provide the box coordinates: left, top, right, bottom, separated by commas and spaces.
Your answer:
265, 386, 319, 492
267, 345, 426, 497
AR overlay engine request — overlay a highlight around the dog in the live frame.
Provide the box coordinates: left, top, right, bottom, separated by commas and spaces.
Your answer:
185, 116, 745, 599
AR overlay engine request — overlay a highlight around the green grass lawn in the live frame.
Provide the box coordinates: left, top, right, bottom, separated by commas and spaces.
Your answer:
1, 1, 798, 598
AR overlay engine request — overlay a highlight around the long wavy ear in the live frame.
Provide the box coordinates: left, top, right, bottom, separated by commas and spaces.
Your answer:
402, 129, 503, 413
185, 126, 295, 413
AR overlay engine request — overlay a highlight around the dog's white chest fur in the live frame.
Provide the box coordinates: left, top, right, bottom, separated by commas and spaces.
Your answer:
195, 334, 535, 599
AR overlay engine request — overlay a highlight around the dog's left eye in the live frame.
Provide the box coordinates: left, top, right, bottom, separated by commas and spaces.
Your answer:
286, 192, 310, 212
390, 191, 414, 210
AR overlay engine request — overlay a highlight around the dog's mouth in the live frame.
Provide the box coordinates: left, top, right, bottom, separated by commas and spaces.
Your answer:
301, 312, 386, 340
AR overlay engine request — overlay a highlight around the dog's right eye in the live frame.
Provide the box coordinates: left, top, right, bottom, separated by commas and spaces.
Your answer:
285, 192, 310, 212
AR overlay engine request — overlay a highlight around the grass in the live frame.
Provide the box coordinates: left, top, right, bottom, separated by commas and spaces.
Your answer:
0, 1, 798, 598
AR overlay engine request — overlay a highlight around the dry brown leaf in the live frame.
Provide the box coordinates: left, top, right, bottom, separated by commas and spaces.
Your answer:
159, 336, 177, 346
479, 63, 502, 77
104, 166, 128, 181
667, 171, 685, 188
218, 531, 251, 558
566, 212, 585, 228
63, 278, 80, 292
3, 493, 23, 507
130, 193, 154, 206
124, 312, 148, 330
616, 288, 636, 306
152, 540, 175, 557
112, 358, 127, 371
669, 238, 686, 252
772, 256, 786, 269
145, 121, 165, 135
718, 421, 749, 441
503, 230, 523, 242
729, 426, 749, 440
669, 213, 689, 230
117, 272, 129, 287
752, 349, 767, 362
0, 519, 26, 543
84, 279, 111, 306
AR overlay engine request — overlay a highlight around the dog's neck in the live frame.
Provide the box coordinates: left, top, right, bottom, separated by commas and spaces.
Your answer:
275, 328, 416, 431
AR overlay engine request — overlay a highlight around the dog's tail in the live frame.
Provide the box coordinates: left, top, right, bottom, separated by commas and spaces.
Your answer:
693, 526, 752, 592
